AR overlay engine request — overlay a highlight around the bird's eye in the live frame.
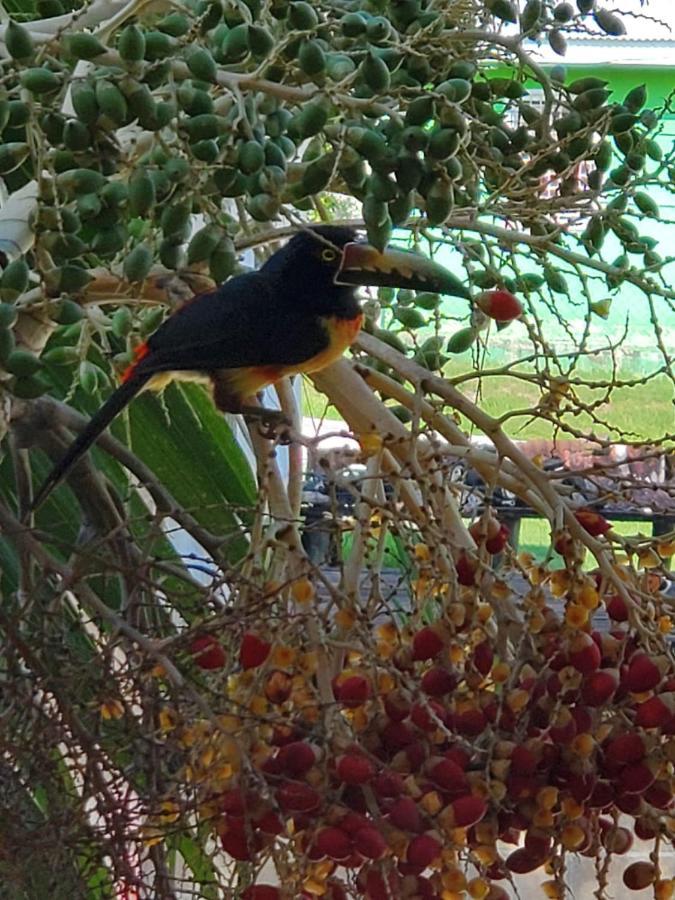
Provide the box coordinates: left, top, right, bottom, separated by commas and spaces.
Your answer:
321, 248, 337, 262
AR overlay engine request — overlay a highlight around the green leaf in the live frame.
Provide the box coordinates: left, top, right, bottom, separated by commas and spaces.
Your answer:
128, 383, 255, 557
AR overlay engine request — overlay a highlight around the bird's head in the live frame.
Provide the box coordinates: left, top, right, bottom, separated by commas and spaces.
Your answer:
262, 225, 470, 310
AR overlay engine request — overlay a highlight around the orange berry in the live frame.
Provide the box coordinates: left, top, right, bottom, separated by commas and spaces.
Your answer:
560, 823, 586, 850
468, 877, 490, 899
491, 661, 510, 683
565, 603, 589, 628
655, 880, 675, 900
537, 786, 559, 810
335, 607, 356, 629
291, 577, 314, 604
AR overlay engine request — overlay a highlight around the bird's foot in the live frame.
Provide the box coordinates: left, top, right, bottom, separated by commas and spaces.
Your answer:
241, 406, 293, 441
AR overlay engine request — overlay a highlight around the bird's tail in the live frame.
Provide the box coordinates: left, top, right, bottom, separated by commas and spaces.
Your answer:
31, 371, 151, 511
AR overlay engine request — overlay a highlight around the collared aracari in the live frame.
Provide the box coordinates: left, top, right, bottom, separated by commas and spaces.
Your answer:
32, 225, 467, 509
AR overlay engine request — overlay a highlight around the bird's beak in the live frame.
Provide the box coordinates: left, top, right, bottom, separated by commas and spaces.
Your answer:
335, 242, 470, 299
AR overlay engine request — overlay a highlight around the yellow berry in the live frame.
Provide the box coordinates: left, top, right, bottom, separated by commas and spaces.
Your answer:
655, 879, 675, 900
468, 877, 490, 899
571, 732, 595, 757
442, 867, 467, 892
291, 577, 314, 604
537, 786, 559, 810
560, 823, 586, 850
415, 542, 431, 561
565, 603, 589, 628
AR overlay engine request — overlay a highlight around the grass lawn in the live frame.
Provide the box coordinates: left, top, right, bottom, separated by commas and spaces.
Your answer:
302, 359, 675, 443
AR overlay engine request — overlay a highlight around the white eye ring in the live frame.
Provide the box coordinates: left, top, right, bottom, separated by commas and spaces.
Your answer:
321, 248, 337, 262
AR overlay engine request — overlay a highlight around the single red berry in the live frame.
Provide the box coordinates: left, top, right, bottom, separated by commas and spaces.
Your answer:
510, 745, 537, 776
314, 826, 352, 861
618, 762, 656, 795
475, 289, 523, 323
623, 653, 661, 693
486, 524, 510, 554
336, 753, 375, 785
242, 888, 281, 900
569, 633, 601, 674
276, 781, 321, 813
506, 847, 546, 874
276, 741, 316, 777
574, 508, 611, 536
420, 666, 456, 695
455, 551, 478, 586
412, 626, 444, 661
604, 732, 645, 765
220, 819, 258, 860
581, 669, 619, 706
239, 632, 271, 670
451, 794, 487, 827
353, 825, 387, 860
427, 758, 468, 793
406, 833, 441, 868
606, 595, 629, 621
388, 796, 422, 832
472, 641, 494, 675
335, 674, 371, 708
190, 634, 226, 670
635, 695, 671, 728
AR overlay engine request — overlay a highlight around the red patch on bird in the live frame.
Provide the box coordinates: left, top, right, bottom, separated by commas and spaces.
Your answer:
121, 342, 149, 383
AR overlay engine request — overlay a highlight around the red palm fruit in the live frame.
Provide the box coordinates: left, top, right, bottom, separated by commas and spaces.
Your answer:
407, 833, 441, 868
606, 595, 629, 621
486, 523, 510, 554
455, 707, 488, 736
427, 758, 468, 793
644, 780, 673, 809
473, 641, 494, 675
239, 632, 271, 670
276, 781, 321, 813
587, 782, 613, 810
623, 653, 662, 692
622, 861, 656, 891
469, 516, 501, 544
569, 633, 601, 674
412, 626, 444, 661
276, 741, 317, 777
381, 720, 414, 749
336, 674, 371, 708
634, 817, 658, 840
336, 753, 375, 785
221, 788, 246, 816
451, 794, 488, 827
506, 847, 546, 874
549, 710, 577, 744
242, 886, 280, 900
574, 508, 612, 536
618, 762, 656, 794
361, 868, 400, 900
383, 690, 411, 722
220, 819, 259, 860
601, 826, 633, 854
570, 705, 593, 733
445, 746, 471, 769
510, 745, 537, 775
635, 694, 673, 729
411, 701, 443, 732
568, 773, 596, 803
455, 551, 478, 586
615, 792, 642, 815
403, 740, 427, 772
524, 828, 552, 859
339, 811, 370, 834
388, 796, 423, 832
421, 666, 456, 695
372, 770, 405, 799
264, 670, 292, 704
254, 810, 283, 835
190, 634, 226, 669
475, 289, 523, 322
604, 732, 645, 765
581, 668, 619, 706
354, 825, 387, 860
314, 826, 352, 861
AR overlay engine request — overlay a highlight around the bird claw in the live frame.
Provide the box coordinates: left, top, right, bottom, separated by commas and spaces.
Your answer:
256, 410, 293, 441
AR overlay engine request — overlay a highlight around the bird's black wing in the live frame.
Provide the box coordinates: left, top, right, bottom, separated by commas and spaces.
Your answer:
139, 271, 328, 373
